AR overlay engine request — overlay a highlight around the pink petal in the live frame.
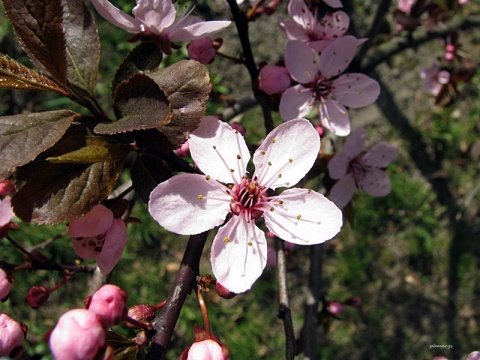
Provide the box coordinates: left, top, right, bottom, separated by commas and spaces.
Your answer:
0, 198, 14, 227
278, 21, 310, 42
253, 119, 320, 189
285, 41, 317, 84
264, 188, 342, 244
319, 36, 359, 79
71, 237, 100, 261
329, 173, 356, 208
169, 19, 231, 42
211, 215, 267, 294
279, 85, 314, 121
342, 127, 366, 158
362, 143, 399, 167
90, 0, 142, 34
69, 205, 113, 238
189, 117, 250, 184
148, 174, 231, 235
319, 99, 351, 136
132, 0, 176, 32
288, 0, 316, 30
357, 168, 391, 196
324, 0, 343, 7
327, 152, 350, 179
259, 64, 291, 95
331, 73, 380, 108
188, 339, 226, 360
97, 219, 127, 274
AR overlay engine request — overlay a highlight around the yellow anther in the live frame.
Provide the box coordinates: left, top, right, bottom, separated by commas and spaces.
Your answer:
289, 158, 293, 163
279, 200, 284, 204
224, 237, 230, 243
297, 214, 302, 220
270, 207, 275, 211
260, 151, 266, 155
198, 194, 204, 200
247, 242, 253, 246
249, 183, 256, 190
271, 138, 277, 143
205, 175, 211, 180
268, 161, 272, 166
278, 173, 282, 178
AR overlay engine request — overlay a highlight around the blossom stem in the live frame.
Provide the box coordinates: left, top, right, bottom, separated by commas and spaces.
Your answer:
195, 285, 210, 334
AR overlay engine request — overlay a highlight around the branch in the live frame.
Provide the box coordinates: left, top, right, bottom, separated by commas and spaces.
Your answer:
146, 231, 209, 360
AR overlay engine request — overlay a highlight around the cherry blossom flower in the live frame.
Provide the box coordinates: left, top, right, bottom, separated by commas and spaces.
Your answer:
258, 64, 291, 95
49, 309, 108, 360
87, 284, 128, 328
279, 0, 349, 52
69, 204, 127, 274
90, 0, 230, 53
328, 127, 399, 208
279, 38, 380, 136
0, 313, 26, 358
467, 352, 480, 360
421, 63, 451, 97
149, 117, 342, 293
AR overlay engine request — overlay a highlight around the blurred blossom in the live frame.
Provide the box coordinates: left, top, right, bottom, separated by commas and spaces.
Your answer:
344, 295, 362, 307
432, 357, 449, 360
421, 63, 451, 96
467, 352, 480, 360
69, 204, 127, 274
327, 300, 344, 316
87, 284, 128, 327
397, 0, 414, 13
328, 127, 399, 208
188, 38, 217, 64
0, 313, 26, 358
49, 309, 107, 360
258, 64, 291, 95
0, 269, 12, 301
25, 286, 50, 309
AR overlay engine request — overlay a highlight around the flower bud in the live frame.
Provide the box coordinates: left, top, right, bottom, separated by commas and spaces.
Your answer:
49, 309, 106, 360
25, 286, 50, 309
326, 300, 344, 316
175, 140, 191, 158
258, 64, 290, 95
187, 339, 228, 360
467, 352, 480, 360
188, 38, 217, 64
126, 303, 157, 329
0, 269, 12, 301
0, 312, 27, 358
344, 295, 362, 308
0, 180, 15, 196
215, 282, 237, 299
87, 284, 128, 328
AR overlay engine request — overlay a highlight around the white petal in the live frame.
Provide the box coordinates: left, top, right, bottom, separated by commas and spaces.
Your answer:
211, 215, 267, 294
189, 117, 250, 184
329, 173, 356, 208
285, 41, 317, 84
91, 0, 142, 34
148, 173, 231, 235
169, 19, 231, 41
253, 119, 320, 189
278, 21, 310, 42
362, 143, 399, 167
133, 0, 176, 31
319, 99, 351, 136
264, 188, 342, 245
319, 36, 359, 79
279, 85, 314, 121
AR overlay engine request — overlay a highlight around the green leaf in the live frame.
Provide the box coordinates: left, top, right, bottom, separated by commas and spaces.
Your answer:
12, 136, 126, 224
0, 110, 78, 179
95, 74, 172, 135
62, 0, 100, 97
0, 53, 70, 95
3, 0, 68, 86
112, 41, 163, 92
131, 153, 172, 203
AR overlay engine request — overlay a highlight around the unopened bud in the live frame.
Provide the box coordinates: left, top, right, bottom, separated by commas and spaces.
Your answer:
187, 38, 217, 64
0, 269, 12, 301
0, 180, 15, 196
88, 284, 128, 328
327, 300, 344, 316
25, 286, 50, 309
215, 282, 237, 299
126, 304, 157, 329
0, 313, 27, 358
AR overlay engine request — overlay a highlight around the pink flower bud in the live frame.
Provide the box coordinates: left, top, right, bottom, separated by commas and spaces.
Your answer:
0, 313, 26, 358
215, 282, 237, 299
0, 269, 12, 301
87, 284, 128, 328
175, 140, 191, 158
188, 38, 217, 64
467, 352, 480, 360
0, 180, 15, 196
258, 64, 291, 95
126, 303, 157, 329
327, 300, 344, 316
344, 295, 362, 308
315, 125, 325, 137
25, 286, 50, 309
49, 309, 107, 360
187, 339, 229, 360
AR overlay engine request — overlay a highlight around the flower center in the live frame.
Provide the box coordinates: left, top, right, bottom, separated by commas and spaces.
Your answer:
314, 78, 332, 99
229, 177, 266, 221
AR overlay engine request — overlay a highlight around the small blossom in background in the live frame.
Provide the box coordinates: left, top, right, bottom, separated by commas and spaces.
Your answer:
149, 117, 342, 293
279, 0, 349, 52
258, 64, 291, 95
25, 286, 50, 309
187, 38, 217, 64
421, 63, 451, 97
280, 38, 380, 136
49, 309, 110, 360
90, 0, 230, 54
0, 312, 27, 358
86, 284, 128, 328
0, 268, 12, 301
326, 300, 344, 316
328, 127, 399, 208
0, 180, 15, 196
69, 204, 127, 274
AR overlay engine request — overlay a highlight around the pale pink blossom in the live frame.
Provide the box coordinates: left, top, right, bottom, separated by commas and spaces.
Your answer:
149, 117, 342, 293
187, 339, 228, 360
258, 64, 291, 95
49, 309, 106, 360
90, 0, 230, 53
467, 352, 480, 360
69, 204, 127, 274
0, 197, 15, 228
280, 38, 380, 136
87, 284, 128, 327
328, 127, 398, 208
397, 0, 414, 14
0, 269, 12, 301
188, 38, 217, 64
279, 0, 349, 52
0, 313, 26, 358
421, 63, 451, 97
175, 140, 191, 157
327, 300, 344, 316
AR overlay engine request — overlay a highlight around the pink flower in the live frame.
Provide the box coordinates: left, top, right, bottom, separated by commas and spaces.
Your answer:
0, 197, 16, 238
328, 127, 399, 208
187, 339, 228, 360
69, 204, 127, 274
188, 38, 217, 64
280, 38, 380, 136
279, 0, 349, 52
87, 284, 128, 327
49, 309, 107, 360
0, 269, 12, 301
421, 63, 451, 97
258, 64, 291, 95
467, 352, 480, 360
397, 0, 414, 14
0, 313, 26, 358
90, 0, 230, 53
327, 300, 344, 316
149, 117, 342, 293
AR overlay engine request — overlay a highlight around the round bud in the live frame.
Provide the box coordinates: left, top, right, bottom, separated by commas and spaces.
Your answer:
25, 286, 50, 309
0, 313, 26, 358
126, 304, 157, 329
87, 284, 128, 328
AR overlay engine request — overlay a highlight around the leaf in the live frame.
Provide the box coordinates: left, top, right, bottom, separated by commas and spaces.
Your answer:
0, 110, 78, 179
131, 153, 172, 203
12, 136, 126, 224
62, 0, 100, 97
112, 41, 163, 92
3, 0, 68, 86
95, 74, 172, 135
0, 53, 70, 96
